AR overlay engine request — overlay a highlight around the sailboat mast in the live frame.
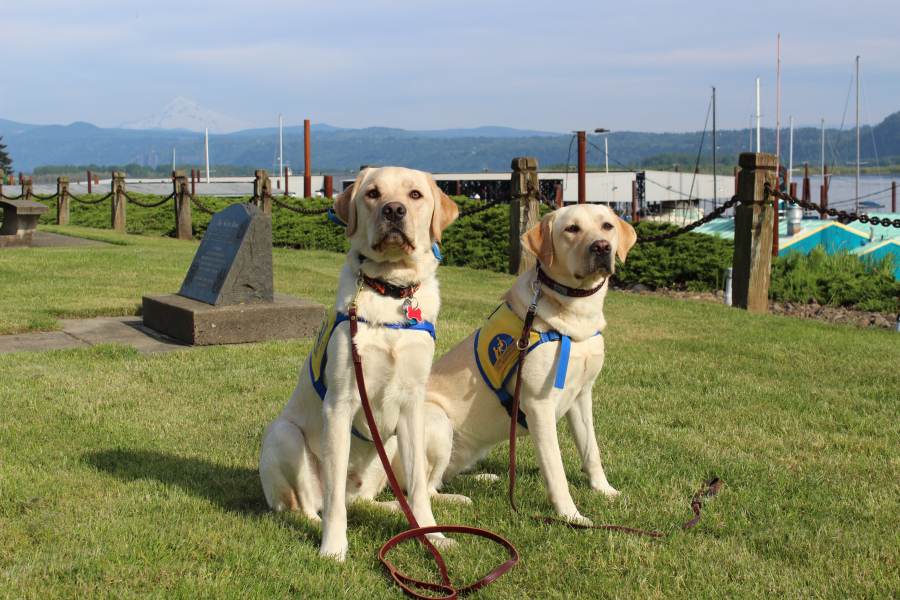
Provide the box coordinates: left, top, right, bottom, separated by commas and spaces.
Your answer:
712, 86, 717, 212
756, 76, 761, 153
205, 128, 210, 184
789, 116, 793, 189
855, 56, 860, 214
821, 119, 825, 190
776, 35, 781, 176
279, 114, 284, 177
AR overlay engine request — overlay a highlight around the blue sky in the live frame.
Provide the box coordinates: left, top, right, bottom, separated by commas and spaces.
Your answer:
2, 0, 898, 133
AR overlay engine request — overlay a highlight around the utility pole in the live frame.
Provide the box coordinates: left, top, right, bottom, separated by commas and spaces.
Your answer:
712, 86, 717, 212
576, 131, 586, 204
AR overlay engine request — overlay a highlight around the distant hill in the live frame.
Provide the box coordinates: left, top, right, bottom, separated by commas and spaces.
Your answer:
3, 111, 899, 173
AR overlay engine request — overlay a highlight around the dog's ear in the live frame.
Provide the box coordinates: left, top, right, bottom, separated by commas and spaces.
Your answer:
522, 213, 555, 266
428, 177, 460, 243
615, 216, 637, 263
334, 170, 372, 236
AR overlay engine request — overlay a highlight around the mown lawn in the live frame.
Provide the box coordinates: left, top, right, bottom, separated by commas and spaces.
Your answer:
1, 227, 898, 599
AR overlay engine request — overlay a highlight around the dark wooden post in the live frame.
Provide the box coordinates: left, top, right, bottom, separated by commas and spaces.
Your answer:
22, 178, 33, 201
57, 177, 70, 225
304, 119, 312, 198
577, 132, 586, 204
734, 166, 739, 194
820, 165, 830, 220
254, 169, 271, 215
87, 170, 92, 194
803, 163, 810, 201
555, 184, 562, 208
173, 170, 192, 240
731, 153, 777, 313
284, 166, 290, 196
324, 175, 333, 199
892, 181, 896, 213
509, 157, 540, 275
455, 181, 461, 196
111, 172, 126, 231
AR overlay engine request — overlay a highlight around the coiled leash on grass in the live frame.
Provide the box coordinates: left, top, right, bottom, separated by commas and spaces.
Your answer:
348, 277, 519, 599
507, 275, 723, 535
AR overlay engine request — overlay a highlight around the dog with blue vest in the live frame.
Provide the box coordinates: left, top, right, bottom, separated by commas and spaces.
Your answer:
259, 166, 458, 561
391, 204, 636, 525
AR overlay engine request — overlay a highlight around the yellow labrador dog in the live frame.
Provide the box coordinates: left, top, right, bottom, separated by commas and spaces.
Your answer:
259, 166, 458, 560
408, 204, 636, 524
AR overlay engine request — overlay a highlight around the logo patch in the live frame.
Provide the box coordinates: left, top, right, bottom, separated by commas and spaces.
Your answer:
488, 333, 516, 374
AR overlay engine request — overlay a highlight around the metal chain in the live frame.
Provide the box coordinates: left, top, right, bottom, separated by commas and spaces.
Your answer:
68, 191, 113, 204
122, 188, 176, 208
526, 180, 558, 211
764, 183, 900, 229
182, 184, 216, 215
31, 192, 59, 200
635, 195, 741, 243
266, 190, 332, 215
0, 193, 25, 200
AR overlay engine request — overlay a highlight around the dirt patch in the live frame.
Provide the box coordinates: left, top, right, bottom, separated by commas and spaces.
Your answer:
611, 282, 900, 330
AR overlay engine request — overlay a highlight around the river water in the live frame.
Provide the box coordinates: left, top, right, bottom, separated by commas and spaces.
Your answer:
792, 173, 898, 214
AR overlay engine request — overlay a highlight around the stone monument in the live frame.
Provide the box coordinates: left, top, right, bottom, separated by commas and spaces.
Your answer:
142, 202, 324, 345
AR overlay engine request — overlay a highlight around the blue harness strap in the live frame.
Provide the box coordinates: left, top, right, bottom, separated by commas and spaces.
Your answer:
473, 303, 598, 430
309, 310, 436, 442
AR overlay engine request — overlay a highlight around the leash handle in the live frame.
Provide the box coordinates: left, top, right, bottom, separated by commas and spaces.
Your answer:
348, 306, 518, 598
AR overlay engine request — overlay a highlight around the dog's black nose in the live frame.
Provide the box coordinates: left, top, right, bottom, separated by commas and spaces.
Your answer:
590, 240, 611, 256
382, 202, 407, 222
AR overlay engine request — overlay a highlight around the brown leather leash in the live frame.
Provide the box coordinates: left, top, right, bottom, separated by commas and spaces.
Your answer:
348, 303, 519, 599
507, 281, 722, 536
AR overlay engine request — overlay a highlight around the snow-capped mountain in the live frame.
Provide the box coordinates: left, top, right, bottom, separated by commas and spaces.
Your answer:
119, 97, 255, 134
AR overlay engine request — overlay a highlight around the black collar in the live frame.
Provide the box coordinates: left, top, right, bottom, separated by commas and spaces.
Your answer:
536, 266, 606, 298
361, 273, 420, 299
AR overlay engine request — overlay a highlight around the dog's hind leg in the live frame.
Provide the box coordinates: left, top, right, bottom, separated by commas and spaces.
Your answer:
259, 418, 323, 521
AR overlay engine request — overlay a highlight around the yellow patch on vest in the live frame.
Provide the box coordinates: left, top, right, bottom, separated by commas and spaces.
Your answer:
476, 303, 544, 391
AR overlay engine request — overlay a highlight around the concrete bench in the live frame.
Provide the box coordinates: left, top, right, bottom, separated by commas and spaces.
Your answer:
0, 199, 49, 248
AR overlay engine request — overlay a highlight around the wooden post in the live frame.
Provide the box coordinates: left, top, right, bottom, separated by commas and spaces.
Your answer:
731, 153, 777, 313
173, 170, 192, 240
892, 181, 896, 213
509, 157, 540, 275
254, 169, 271, 215
324, 175, 333, 199
304, 119, 312, 198
57, 177, 70, 225
803, 163, 810, 201
734, 166, 739, 194
577, 132, 586, 204
111, 172, 126, 231
87, 170, 92, 194
455, 180, 461, 196
22, 178, 33, 201
284, 166, 290, 196
555, 184, 562, 208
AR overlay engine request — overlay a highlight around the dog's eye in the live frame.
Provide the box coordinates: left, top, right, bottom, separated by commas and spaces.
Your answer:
365, 188, 380, 199
602, 222, 614, 231
409, 190, 422, 200
565, 224, 580, 233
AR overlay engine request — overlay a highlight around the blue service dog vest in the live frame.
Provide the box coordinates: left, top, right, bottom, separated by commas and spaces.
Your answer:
309, 309, 437, 442
473, 303, 601, 430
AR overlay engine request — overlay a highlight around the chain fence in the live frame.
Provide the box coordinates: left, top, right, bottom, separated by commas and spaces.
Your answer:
263, 190, 332, 215
68, 191, 113, 204
122, 188, 176, 208
764, 183, 900, 229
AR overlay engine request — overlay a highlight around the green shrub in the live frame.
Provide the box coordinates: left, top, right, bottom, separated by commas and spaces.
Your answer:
614, 222, 734, 291
770, 246, 900, 313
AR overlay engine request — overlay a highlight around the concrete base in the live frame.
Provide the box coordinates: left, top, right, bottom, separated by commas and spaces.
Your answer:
142, 293, 325, 346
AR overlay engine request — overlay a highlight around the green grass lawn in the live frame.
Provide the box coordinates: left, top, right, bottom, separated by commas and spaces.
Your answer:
1, 228, 899, 598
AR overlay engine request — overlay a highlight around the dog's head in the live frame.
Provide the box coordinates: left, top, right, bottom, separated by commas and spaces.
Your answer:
522, 204, 636, 286
333, 167, 459, 261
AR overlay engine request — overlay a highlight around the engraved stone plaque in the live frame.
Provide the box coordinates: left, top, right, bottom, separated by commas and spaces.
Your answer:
178, 202, 274, 305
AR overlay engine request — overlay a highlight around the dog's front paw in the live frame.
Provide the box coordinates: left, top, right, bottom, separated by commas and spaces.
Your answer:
426, 533, 457, 548
319, 543, 348, 562
592, 484, 620, 499
434, 493, 473, 505
571, 512, 593, 526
